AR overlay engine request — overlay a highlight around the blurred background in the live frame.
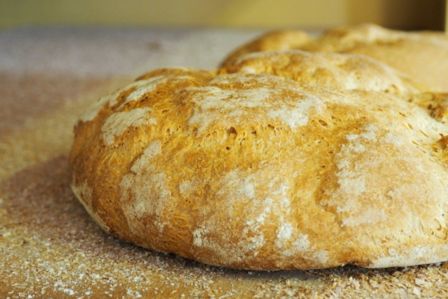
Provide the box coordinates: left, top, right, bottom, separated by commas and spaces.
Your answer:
0, 0, 447, 31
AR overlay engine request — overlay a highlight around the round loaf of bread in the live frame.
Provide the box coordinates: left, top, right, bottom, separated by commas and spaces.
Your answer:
70, 66, 448, 270
221, 24, 448, 92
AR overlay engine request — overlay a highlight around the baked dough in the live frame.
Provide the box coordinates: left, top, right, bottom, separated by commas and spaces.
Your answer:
70, 65, 448, 270
221, 24, 448, 92
220, 49, 420, 94
222, 30, 310, 68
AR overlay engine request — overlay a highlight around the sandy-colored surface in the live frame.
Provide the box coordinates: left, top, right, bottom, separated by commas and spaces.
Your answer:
1, 27, 448, 298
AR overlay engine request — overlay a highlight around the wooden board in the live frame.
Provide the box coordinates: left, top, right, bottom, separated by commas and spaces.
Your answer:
1, 28, 448, 298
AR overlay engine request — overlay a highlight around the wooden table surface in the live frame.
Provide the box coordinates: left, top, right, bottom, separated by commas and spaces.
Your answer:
1, 27, 448, 298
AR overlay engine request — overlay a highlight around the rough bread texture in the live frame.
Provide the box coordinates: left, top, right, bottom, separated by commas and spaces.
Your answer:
70, 66, 448, 270
221, 24, 448, 92
221, 30, 310, 69
220, 49, 420, 94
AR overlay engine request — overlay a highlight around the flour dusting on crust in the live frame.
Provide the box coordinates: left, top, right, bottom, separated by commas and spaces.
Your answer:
187, 75, 324, 133
101, 108, 157, 145
120, 140, 170, 232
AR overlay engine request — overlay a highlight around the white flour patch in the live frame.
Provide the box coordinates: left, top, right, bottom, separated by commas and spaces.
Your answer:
246, 235, 265, 251
101, 108, 156, 145
242, 181, 256, 199
193, 227, 206, 247
80, 76, 165, 122
123, 75, 197, 106
187, 79, 323, 133
383, 131, 403, 146
240, 66, 257, 74
120, 140, 169, 232
275, 223, 293, 248
131, 141, 162, 172
189, 168, 310, 263
283, 234, 311, 257
370, 245, 448, 268
313, 250, 329, 264
179, 180, 194, 197
217, 170, 257, 201
321, 124, 382, 217
346, 124, 377, 142
342, 208, 387, 227
122, 76, 165, 104
268, 95, 323, 129
293, 234, 310, 252
333, 124, 379, 200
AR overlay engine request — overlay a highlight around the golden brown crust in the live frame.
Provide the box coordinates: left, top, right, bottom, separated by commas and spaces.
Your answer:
411, 92, 448, 124
220, 24, 448, 92
70, 67, 448, 270
220, 49, 420, 95
304, 24, 448, 92
220, 30, 310, 68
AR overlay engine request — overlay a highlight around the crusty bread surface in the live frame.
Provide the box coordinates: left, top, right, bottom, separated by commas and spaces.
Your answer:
220, 49, 421, 94
70, 62, 448, 270
221, 24, 448, 92
221, 30, 310, 69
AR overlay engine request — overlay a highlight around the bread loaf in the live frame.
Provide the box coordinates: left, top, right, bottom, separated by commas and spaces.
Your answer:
70, 63, 448, 270
221, 24, 448, 92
